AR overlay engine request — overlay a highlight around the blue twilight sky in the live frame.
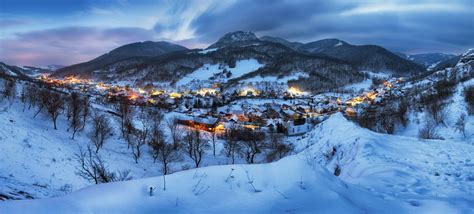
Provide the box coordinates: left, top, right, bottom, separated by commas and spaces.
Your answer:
0, 0, 473, 66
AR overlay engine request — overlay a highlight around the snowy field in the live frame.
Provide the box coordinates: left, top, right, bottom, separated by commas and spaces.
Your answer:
396, 79, 474, 142
2, 111, 473, 213
176, 59, 264, 86
0, 101, 162, 199
241, 71, 309, 84
299, 113, 474, 213
0, 98, 263, 201
342, 79, 372, 92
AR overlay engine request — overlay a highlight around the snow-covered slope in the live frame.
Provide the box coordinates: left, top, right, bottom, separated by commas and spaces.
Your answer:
0, 101, 162, 200
397, 79, 474, 140
3, 113, 473, 213
0, 143, 405, 213
299, 113, 474, 213
176, 59, 264, 86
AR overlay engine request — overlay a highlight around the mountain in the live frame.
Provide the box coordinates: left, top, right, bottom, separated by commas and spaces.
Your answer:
260, 36, 304, 50
430, 55, 461, 71
51, 32, 363, 93
0, 62, 65, 79
0, 62, 32, 79
53, 41, 188, 77
207, 31, 260, 49
50, 31, 429, 91
400, 53, 457, 69
298, 39, 425, 75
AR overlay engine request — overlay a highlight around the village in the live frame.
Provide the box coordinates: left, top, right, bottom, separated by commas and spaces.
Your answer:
37, 74, 405, 136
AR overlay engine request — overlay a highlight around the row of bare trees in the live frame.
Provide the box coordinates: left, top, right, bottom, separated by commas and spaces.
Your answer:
114, 98, 294, 176
222, 126, 292, 164
1, 78, 16, 102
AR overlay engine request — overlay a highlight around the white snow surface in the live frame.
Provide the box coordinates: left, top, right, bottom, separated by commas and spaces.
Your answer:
0, 101, 163, 200
2, 113, 474, 213
396, 79, 474, 141
176, 59, 264, 86
342, 79, 372, 92
298, 113, 474, 213
198, 48, 218, 54
241, 71, 308, 84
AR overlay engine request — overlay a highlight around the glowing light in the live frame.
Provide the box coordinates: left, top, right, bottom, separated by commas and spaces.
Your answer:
151, 90, 163, 96
383, 81, 393, 89
366, 92, 377, 100
196, 88, 217, 96
239, 87, 260, 96
287, 87, 307, 96
128, 92, 139, 100
345, 107, 356, 116
169, 92, 182, 99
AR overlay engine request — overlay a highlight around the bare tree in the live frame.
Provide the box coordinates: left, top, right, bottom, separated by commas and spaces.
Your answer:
454, 114, 466, 138
266, 131, 293, 162
68, 92, 84, 139
89, 112, 113, 153
427, 102, 446, 126
2, 78, 16, 102
130, 107, 154, 163
33, 88, 47, 118
208, 130, 218, 157
154, 139, 181, 175
24, 84, 39, 110
465, 86, 474, 115
379, 112, 395, 134
182, 128, 209, 168
75, 145, 107, 184
222, 126, 241, 164
148, 109, 165, 162
44, 90, 64, 130
167, 116, 181, 149
149, 124, 165, 163
117, 99, 134, 138
240, 129, 265, 164
418, 117, 441, 140
75, 146, 132, 184
80, 96, 90, 130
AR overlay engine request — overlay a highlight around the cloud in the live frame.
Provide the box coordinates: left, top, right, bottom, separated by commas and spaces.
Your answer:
1, 0, 472, 66
0, 18, 28, 28
340, 2, 467, 16
0, 27, 155, 66
190, 0, 474, 53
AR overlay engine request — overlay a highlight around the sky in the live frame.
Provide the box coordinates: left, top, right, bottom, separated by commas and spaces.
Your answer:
0, 0, 473, 66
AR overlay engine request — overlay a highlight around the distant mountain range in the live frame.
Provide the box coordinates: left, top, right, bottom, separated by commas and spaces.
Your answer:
0, 62, 63, 79
395, 52, 458, 70
3, 31, 465, 92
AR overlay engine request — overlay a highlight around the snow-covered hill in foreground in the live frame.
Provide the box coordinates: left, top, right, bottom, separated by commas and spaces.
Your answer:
0, 101, 162, 200
301, 114, 474, 213
2, 113, 473, 213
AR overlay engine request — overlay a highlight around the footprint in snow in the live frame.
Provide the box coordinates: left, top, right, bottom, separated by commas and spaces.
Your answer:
409, 200, 422, 207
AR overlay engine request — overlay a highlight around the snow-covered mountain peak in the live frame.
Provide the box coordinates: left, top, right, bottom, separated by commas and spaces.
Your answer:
460, 48, 474, 63
461, 48, 474, 59
208, 31, 260, 48
221, 31, 258, 42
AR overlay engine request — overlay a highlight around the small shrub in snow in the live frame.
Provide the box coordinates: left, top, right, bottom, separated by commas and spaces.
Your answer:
59, 184, 73, 193
418, 118, 442, 140
454, 114, 466, 138
465, 86, 474, 114
75, 146, 132, 184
